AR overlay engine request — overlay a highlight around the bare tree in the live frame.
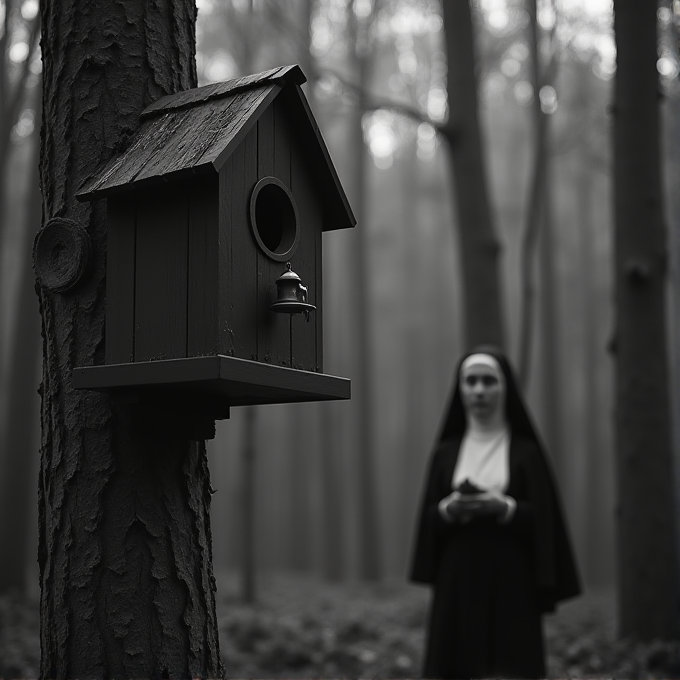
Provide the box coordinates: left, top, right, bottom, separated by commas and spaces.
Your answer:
441, 0, 505, 349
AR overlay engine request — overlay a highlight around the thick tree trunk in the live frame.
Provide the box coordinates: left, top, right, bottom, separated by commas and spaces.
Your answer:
37, 2, 223, 677
441, 0, 505, 349
613, 0, 680, 641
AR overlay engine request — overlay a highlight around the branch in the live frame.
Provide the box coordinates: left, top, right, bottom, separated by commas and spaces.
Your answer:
318, 65, 451, 138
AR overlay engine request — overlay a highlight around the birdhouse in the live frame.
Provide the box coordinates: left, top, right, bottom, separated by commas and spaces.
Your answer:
72, 65, 354, 420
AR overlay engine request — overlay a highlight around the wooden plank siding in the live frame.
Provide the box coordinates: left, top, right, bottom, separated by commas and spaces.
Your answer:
256, 104, 290, 367
220, 125, 258, 360
188, 177, 220, 357
134, 188, 189, 361
290, 129, 320, 372
105, 199, 137, 364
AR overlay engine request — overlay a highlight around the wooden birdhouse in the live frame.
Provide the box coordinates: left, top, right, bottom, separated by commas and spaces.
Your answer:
72, 65, 354, 419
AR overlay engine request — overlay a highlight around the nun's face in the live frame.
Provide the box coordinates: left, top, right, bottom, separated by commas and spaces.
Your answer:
460, 364, 505, 421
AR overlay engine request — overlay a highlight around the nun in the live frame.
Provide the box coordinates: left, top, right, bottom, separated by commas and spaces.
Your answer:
410, 346, 581, 679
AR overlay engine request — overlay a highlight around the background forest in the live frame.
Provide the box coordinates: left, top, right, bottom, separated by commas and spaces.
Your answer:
1, 0, 680, 675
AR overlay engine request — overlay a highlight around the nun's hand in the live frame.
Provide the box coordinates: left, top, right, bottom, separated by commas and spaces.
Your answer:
457, 489, 508, 519
439, 492, 474, 523
440, 491, 488, 523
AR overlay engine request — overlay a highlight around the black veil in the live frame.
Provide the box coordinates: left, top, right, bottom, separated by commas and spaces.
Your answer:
436, 344, 540, 445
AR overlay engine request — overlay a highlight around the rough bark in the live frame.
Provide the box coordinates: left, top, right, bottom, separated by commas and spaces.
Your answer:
613, 0, 680, 641
37, 1, 223, 677
442, 0, 505, 349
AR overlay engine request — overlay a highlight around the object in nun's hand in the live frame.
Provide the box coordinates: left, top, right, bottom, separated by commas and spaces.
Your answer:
456, 478, 484, 496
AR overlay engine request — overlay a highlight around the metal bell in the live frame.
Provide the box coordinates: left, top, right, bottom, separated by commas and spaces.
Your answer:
270, 262, 316, 320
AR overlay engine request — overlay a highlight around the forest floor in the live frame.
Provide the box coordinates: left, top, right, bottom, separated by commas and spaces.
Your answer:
1, 570, 679, 678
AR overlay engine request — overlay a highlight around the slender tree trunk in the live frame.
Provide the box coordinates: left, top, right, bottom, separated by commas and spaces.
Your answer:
299, 0, 346, 582
613, 0, 680, 641
240, 406, 256, 603
400, 136, 425, 570
37, 2, 223, 676
665, 45, 680, 590
574, 61, 609, 588
319, 401, 345, 580
346, 0, 382, 581
0, 80, 42, 595
441, 0, 504, 349
0, 10, 40, 425
537, 180, 563, 469
230, 1, 260, 604
517, 0, 556, 387
287, 411, 312, 571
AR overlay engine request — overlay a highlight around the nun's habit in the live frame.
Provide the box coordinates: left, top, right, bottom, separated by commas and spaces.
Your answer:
410, 347, 581, 679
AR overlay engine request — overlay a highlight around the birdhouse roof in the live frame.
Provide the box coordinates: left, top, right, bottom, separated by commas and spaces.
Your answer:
77, 64, 355, 231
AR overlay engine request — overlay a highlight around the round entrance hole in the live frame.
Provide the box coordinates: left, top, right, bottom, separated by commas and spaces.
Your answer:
249, 177, 300, 261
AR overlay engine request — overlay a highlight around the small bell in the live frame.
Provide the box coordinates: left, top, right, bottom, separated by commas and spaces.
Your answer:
270, 262, 316, 321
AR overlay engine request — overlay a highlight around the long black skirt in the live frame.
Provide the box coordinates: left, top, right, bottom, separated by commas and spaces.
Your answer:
423, 519, 545, 679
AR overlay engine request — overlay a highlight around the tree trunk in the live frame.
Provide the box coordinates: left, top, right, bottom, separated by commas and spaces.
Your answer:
0, 80, 41, 595
665, 39, 680, 597
613, 0, 680, 641
299, 0, 346, 583
574, 60, 610, 588
319, 401, 346, 580
240, 406, 256, 603
441, 0, 505, 349
537, 182, 563, 471
37, 2, 224, 677
517, 0, 557, 388
400, 135, 425, 570
346, 0, 382, 581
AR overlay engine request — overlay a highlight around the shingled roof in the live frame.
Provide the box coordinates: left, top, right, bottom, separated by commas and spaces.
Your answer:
77, 64, 355, 230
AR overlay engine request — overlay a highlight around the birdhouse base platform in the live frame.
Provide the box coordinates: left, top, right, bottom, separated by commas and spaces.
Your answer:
72, 355, 350, 418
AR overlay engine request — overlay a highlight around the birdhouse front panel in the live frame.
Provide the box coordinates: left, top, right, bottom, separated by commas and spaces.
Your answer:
74, 65, 354, 411
219, 99, 322, 372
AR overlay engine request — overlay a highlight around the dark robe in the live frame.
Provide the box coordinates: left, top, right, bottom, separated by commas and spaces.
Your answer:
410, 347, 581, 679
